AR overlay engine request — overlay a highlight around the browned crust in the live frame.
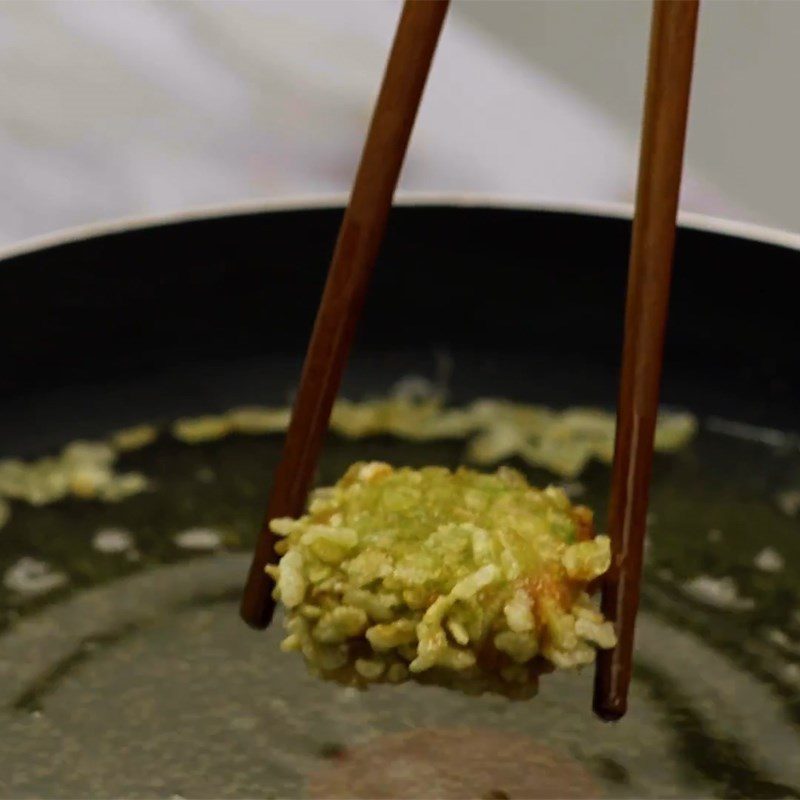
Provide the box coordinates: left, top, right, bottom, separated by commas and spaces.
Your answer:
571, 504, 595, 542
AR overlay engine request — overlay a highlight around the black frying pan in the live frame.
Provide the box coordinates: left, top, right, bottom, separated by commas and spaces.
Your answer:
0, 200, 798, 798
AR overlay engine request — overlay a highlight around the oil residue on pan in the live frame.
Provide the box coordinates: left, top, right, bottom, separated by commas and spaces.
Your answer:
0, 408, 799, 798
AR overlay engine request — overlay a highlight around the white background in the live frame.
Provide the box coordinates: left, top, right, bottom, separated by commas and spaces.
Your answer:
1, 0, 796, 246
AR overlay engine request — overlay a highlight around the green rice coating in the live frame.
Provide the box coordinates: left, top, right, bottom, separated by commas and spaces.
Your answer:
269, 463, 615, 697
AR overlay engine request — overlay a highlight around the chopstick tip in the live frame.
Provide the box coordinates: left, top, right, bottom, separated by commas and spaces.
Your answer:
239, 601, 273, 630
240, 571, 277, 630
592, 702, 626, 723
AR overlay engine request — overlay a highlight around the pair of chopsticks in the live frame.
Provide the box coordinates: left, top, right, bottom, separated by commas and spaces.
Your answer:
241, 0, 700, 721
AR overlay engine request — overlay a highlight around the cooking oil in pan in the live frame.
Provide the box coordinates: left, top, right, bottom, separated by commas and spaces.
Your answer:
0, 408, 798, 798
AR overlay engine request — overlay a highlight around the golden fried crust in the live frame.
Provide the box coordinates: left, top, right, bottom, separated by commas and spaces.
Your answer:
272, 464, 615, 694
571, 505, 595, 542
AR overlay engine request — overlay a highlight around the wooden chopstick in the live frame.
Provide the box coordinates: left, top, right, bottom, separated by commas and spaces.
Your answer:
593, 0, 700, 721
241, 0, 450, 629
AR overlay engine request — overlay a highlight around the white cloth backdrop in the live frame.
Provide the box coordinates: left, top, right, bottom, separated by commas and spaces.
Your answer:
0, 1, 741, 247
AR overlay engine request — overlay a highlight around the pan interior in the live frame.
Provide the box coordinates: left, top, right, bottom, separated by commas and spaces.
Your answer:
2, 205, 799, 798
1, 354, 799, 799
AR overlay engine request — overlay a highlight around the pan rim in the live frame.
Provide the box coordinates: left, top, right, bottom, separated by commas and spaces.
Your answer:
1, 192, 798, 264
